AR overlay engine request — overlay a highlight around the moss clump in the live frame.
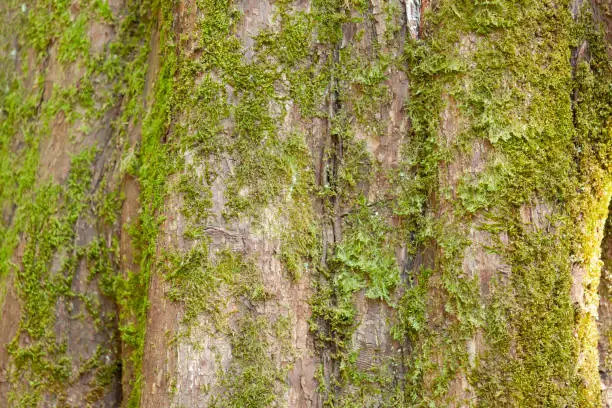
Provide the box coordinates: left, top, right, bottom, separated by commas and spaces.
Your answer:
176, 170, 213, 222
210, 316, 286, 408
333, 200, 399, 301
164, 247, 267, 331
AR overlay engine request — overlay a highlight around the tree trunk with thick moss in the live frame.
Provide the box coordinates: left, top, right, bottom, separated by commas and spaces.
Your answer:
1, 0, 611, 407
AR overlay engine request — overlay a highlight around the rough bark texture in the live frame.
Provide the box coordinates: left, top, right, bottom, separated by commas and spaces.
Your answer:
0, 0, 611, 407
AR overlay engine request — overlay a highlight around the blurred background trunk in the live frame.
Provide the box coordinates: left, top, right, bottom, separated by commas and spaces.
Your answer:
1, 0, 611, 407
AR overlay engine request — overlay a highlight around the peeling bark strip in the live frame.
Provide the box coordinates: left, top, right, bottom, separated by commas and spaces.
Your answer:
405, 0, 421, 38
0, 0, 611, 407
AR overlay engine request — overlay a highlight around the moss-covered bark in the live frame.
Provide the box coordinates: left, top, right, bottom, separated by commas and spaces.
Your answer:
0, 0, 610, 407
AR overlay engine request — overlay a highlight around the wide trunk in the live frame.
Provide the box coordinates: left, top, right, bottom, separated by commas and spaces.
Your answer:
1, 0, 611, 407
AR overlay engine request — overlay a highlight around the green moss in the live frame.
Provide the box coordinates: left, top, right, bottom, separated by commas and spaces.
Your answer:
177, 170, 213, 222
7, 147, 96, 405
2, 0, 608, 406
85, 236, 119, 298
164, 247, 267, 331
0, 0, 167, 404
333, 200, 399, 301
172, 0, 323, 282
264, 0, 412, 403
211, 316, 286, 408
388, 0, 612, 406
95, 188, 123, 226
57, 13, 90, 63
123, 0, 315, 402
335, 353, 403, 407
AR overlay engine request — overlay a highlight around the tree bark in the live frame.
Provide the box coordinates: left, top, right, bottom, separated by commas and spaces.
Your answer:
0, 0, 611, 407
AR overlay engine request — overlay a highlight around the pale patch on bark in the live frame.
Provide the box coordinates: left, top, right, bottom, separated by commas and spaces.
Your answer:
235, 0, 275, 62
406, 0, 421, 39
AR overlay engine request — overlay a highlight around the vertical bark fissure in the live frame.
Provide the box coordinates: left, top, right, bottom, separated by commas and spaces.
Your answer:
318, 34, 346, 403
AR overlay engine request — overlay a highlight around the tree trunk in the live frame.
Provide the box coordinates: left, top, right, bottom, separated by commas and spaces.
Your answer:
0, 0, 611, 407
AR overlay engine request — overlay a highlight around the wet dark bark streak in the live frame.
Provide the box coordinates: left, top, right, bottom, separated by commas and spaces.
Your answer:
317, 26, 346, 400
330, 46, 343, 248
